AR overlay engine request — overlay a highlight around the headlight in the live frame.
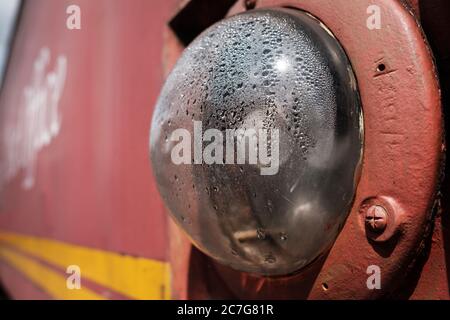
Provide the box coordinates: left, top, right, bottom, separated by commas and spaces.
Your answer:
150, 8, 363, 276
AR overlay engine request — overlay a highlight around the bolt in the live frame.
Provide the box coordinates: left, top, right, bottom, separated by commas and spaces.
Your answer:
365, 205, 387, 233
244, 0, 257, 10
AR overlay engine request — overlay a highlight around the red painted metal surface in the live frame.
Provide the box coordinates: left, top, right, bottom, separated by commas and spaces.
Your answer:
408, 0, 450, 300
0, 0, 178, 298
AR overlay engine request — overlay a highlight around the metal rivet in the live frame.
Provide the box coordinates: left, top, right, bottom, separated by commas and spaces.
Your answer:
365, 205, 387, 234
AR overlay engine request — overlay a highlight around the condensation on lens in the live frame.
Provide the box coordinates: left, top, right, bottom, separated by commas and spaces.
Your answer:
150, 8, 363, 276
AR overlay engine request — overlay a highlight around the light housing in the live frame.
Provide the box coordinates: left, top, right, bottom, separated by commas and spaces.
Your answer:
150, 8, 363, 276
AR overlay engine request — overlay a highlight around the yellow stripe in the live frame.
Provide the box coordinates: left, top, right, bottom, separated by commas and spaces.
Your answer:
0, 246, 104, 300
0, 232, 171, 300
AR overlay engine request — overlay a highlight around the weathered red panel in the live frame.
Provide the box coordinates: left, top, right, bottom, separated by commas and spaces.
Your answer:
0, 0, 178, 297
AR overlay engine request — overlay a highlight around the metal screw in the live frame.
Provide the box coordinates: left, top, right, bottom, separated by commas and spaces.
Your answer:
244, 0, 257, 10
365, 205, 387, 233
